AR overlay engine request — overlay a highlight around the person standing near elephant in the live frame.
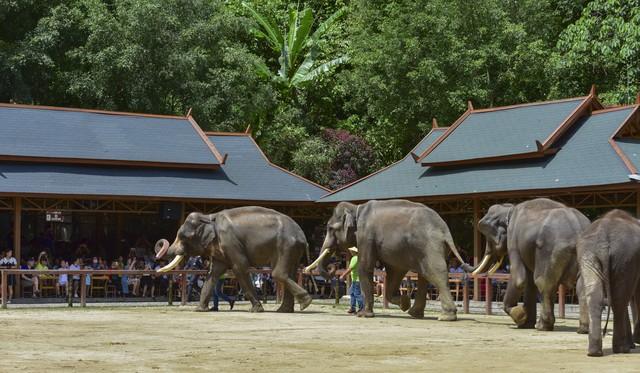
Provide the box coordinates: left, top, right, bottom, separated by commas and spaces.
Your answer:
340, 247, 363, 314
212, 272, 235, 311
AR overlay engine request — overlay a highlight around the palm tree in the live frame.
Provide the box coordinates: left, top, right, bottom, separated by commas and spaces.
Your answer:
244, 3, 348, 90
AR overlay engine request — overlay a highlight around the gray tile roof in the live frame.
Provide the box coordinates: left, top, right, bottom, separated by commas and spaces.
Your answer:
320, 107, 637, 203
0, 105, 219, 167
420, 97, 586, 164
0, 133, 327, 202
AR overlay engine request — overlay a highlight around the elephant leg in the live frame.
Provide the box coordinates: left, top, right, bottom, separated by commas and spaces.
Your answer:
537, 287, 556, 331
384, 266, 409, 311
502, 261, 531, 328
408, 275, 428, 319
424, 263, 456, 321
581, 260, 605, 357
633, 290, 640, 343
272, 260, 311, 312
196, 260, 227, 312
611, 272, 634, 354
577, 274, 590, 334
276, 267, 296, 313
357, 262, 376, 318
232, 268, 263, 313
522, 270, 538, 329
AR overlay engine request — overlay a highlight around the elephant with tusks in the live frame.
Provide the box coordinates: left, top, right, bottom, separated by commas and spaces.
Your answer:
155, 207, 312, 313
305, 199, 471, 320
472, 198, 590, 331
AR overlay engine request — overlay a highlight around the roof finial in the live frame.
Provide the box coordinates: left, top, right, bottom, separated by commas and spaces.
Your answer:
590, 84, 596, 97
244, 124, 252, 134
432, 117, 438, 129
467, 100, 474, 111
636, 91, 640, 105
186, 107, 193, 117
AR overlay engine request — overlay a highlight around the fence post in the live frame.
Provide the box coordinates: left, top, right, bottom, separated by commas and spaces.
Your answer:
558, 284, 565, 319
80, 274, 87, 307
168, 276, 174, 306
67, 278, 73, 307
382, 271, 389, 309
463, 276, 469, 314
1, 271, 7, 309
485, 275, 492, 315
180, 273, 187, 306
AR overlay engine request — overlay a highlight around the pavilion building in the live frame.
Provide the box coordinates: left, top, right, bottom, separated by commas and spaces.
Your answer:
319, 89, 640, 298
0, 104, 329, 266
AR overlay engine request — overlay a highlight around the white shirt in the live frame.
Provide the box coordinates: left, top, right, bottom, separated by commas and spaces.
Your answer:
0, 257, 17, 267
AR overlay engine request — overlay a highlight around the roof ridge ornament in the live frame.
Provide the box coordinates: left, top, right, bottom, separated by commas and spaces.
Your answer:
636, 91, 640, 105
186, 107, 193, 117
467, 100, 474, 111
432, 117, 438, 129
245, 124, 252, 134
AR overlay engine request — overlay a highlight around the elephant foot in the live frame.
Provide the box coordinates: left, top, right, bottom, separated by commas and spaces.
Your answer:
357, 310, 375, 318
536, 318, 554, 331
400, 295, 411, 312
194, 306, 212, 312
438, 312, 457, 321
587, 349, 603, 357
407, 307, 424, 319
298, 294, 312, 311
276, 304, 294, 313
613, 345, 632, 354
577, 324, 589, 334
250, 303, 265, 313
508, 305, 528, 327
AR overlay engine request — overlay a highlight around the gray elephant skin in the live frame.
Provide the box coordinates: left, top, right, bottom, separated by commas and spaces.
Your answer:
155, 207, 312, 313
305, 199, 470, 320
474, 198, 590, 331
578, 209, 640, 357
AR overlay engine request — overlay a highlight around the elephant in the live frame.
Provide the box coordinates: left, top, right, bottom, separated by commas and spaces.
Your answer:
155, 207, 312, 313
304, 199, 471, 320
577, 209, 640, 357
472, 198, 590, 331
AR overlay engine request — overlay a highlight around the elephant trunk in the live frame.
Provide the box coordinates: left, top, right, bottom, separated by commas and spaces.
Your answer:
155, 238, 185, 273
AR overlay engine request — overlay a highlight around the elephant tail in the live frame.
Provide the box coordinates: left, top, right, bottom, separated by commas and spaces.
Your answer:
582, 250, 611, 337
444, 232, 472, 271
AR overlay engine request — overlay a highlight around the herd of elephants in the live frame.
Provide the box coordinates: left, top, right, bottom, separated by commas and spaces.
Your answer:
153, 198, 640, 357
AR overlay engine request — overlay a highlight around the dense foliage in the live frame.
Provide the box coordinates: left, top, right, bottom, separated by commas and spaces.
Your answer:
1, 0, 637, 188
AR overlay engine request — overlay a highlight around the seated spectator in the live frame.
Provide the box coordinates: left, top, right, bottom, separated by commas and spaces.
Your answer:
153, 259, 168, 298
140, 261, 154, 298
70, 258, 82, 297
90, 257, 100, 270
109, 260, 123, 297
21, 257, 39, 297
57, 260, 69, 297
127, 258, 142, 296
449, 257, 464, 273
0, 249, 17, 303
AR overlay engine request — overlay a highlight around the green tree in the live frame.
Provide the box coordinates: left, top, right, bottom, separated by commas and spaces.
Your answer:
243, 3, 348, 91
550, 0, 640, 104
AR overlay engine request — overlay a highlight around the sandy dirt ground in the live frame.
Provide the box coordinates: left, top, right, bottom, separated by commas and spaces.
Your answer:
0, 301, 638, 372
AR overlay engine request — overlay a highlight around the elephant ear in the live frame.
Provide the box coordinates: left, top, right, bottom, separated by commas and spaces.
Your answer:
341, 210, 356, 243
198, 216, 217, 249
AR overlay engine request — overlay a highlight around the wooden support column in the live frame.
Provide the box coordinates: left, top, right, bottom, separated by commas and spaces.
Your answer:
473, 198, 481, 301
462, 278, 469, 314
180, 274, 187, 306
558, 285, 566, 319
485, 275, 492, 315
13, 197, 21, 297
383, 271, 389, 309
80, 274, 87, 307
1, 271, 7, 309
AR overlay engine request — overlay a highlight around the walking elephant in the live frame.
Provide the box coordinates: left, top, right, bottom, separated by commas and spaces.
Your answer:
578, 209, 640, 356
304, 200, 471, 320
155, 207, 312, 313
472, 198, 590, 331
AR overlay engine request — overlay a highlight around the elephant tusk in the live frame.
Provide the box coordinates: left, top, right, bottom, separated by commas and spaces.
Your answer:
472, 254, 492, 276
304, 249, 330, 274
157, 255, 183, 273
487, 256, 504, 275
